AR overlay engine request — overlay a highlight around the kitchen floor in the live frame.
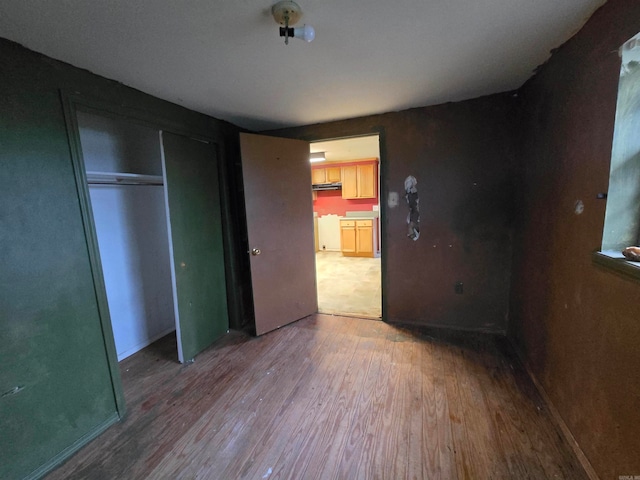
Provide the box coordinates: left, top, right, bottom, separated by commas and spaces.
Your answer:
315, 251, 381, 318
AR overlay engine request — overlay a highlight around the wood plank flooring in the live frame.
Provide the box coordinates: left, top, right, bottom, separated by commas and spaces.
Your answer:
46, 315, 588, 480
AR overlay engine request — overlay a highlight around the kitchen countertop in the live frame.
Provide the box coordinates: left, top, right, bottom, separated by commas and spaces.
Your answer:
343, 211, 379, 219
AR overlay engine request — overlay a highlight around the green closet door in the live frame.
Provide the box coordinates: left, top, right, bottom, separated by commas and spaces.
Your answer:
161, 132, 228, 362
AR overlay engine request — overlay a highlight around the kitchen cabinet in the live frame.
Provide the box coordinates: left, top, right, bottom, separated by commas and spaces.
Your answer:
340, 219, 374, 257
311, 166, 341, 184
356, 220, 374, 256
340, 220, 357, 254
326, 166, 341, 183
341, 163, 376, 199
312, 167, 326, 184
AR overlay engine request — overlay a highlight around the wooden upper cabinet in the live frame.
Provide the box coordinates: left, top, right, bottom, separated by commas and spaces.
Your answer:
326, 166, 341, 183
341, 163, 376, 199
312, 168, 327, 184
341, 166, 358, 198
312, 166, 342, 184
357, 164, 376, 198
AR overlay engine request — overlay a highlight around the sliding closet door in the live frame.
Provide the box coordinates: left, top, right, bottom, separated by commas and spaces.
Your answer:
161, 132, 229, 362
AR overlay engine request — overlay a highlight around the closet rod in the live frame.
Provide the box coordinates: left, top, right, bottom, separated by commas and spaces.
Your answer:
86, 171, 164, 186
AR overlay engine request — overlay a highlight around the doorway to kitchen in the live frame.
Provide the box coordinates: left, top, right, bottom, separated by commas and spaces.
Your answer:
310, 135, 382, 319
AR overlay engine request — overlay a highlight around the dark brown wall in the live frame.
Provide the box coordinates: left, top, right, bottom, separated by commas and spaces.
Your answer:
265, 94, 517, 332
510, 0, 640, 477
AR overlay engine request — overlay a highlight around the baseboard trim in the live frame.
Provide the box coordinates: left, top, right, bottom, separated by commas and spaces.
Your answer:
508, 338, 600, 480
25, 412, 120, 480
388, 318, 507, 336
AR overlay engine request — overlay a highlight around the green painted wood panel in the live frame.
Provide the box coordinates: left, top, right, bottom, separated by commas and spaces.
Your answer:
162, 132, 229, 362
0, 38, 242, 479
0, 84, 118, 480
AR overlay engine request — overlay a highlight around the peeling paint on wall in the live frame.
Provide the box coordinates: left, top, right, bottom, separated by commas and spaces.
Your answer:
405, 175, 420, 241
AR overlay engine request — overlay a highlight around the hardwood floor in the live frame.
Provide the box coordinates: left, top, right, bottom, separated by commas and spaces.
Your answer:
46, 315, 588, 480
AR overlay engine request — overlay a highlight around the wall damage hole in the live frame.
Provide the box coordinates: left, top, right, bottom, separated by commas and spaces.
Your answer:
405, 175, 420, 241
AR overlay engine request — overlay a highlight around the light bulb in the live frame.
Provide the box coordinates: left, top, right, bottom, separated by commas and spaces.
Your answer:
293, 24, 315, 42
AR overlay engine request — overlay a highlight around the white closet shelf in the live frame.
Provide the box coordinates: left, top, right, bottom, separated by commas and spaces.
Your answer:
86, 171, 164, 185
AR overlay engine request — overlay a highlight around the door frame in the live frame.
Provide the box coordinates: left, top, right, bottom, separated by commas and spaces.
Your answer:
307, 129, 388, 321
60, 91, 234, 416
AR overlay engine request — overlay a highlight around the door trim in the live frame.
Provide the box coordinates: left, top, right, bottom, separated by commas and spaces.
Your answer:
60, 92, 127, 417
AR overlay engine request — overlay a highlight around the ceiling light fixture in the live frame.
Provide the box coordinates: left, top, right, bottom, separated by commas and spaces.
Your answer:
310, 152, 326, 163
272, 1, 315, 45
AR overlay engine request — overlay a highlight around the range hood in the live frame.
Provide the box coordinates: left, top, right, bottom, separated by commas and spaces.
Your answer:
312, 182, 342, 191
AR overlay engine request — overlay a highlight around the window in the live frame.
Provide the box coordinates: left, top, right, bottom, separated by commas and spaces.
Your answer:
595, 33, 640, 279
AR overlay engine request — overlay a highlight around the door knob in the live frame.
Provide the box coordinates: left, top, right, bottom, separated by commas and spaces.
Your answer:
251, 248, 261, 256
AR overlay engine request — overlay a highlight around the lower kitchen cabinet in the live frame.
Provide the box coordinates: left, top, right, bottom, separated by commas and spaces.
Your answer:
341, 220, 357, 254
340, 219, 374, 257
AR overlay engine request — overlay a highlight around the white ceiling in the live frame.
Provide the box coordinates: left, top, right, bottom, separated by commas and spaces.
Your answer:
311, 135, 379, 162
0, 0, 604, 131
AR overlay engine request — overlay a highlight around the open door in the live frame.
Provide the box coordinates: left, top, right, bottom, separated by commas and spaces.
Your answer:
240, 133, 317, 335
161, 132, 229, 362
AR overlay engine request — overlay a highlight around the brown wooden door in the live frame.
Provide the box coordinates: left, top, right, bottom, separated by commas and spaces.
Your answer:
239, 133, 317, 335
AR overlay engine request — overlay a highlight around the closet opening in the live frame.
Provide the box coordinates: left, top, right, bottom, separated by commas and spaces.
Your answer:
77, 110, 178, 363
